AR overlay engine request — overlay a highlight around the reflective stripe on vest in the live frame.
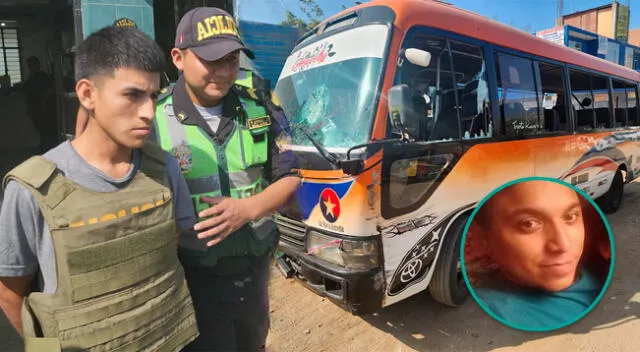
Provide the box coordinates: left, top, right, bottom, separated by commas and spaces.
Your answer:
3, 147, 199, 351
154, 96, 277, 266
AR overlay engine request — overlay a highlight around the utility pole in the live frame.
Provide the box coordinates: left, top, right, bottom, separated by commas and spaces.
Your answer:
556, 0, 564, 27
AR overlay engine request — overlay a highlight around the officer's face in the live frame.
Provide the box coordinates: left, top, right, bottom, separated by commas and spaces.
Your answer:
173, 48, 239, 106
77, 67, 160, 148
477, 181, 585, 292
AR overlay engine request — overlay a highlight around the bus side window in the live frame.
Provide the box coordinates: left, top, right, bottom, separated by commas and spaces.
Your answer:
590, 75, 612, 129
537, 62, 569, 133
569, 70, 595, 132
495, 53, 540, 137
614, 80, 639, 127
612, 79, 629, 127
449, 40, 492, 140
393, 32, 460, 142
629, 84, 639, 126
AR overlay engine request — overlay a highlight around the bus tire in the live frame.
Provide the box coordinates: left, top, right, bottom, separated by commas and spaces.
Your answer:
428, 215, 469, 307
596, 169, 624, 214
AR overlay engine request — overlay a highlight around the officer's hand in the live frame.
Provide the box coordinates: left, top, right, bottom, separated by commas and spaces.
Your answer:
193, 196, 253, 247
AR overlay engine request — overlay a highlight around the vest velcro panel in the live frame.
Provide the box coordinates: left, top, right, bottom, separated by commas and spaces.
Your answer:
67, 220, 177, 302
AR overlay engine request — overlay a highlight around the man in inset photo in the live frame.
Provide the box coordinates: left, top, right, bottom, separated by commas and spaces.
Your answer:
463, 179, 612, 330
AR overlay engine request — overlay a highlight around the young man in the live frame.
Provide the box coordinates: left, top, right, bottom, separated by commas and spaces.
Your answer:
471, 180, 601, 329
153, 7, 300, 352
0, 26, 199, 351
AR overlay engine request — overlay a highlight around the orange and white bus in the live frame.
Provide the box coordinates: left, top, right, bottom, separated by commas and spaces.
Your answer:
272, 0, 640, 314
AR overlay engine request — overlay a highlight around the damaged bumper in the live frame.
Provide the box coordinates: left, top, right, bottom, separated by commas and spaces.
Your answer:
275, 247, 384, 315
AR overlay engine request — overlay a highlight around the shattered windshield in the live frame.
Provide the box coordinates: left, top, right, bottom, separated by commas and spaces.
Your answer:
274, 24, 389, 150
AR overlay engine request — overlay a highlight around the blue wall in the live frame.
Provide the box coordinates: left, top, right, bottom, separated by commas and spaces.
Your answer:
564, 25, 640, 71
238, 21, 301, 88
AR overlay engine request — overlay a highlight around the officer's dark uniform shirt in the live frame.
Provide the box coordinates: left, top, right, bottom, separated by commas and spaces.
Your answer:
155, 75, 299, 184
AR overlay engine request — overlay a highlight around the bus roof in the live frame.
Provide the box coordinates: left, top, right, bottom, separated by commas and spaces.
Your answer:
329, 0, 639, 82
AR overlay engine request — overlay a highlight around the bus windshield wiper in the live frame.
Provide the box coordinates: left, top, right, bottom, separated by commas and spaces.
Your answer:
292, 124, 342, 168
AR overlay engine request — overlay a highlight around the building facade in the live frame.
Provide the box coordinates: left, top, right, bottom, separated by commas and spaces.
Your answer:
536, 1, 639, 71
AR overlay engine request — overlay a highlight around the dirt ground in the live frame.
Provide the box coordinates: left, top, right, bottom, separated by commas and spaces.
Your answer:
265, 181, 640, 352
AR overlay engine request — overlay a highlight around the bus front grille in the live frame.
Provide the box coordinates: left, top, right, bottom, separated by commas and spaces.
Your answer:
275, 216, 306, 251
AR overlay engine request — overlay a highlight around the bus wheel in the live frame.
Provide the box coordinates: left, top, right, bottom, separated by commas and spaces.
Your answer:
597, 169, 624, 214
428, 215, 469, 307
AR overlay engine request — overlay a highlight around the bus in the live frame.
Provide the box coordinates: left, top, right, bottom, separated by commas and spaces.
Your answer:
271, 0, 640, 315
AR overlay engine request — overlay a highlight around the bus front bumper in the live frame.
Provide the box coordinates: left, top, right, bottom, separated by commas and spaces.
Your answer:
276, 248, 384, 315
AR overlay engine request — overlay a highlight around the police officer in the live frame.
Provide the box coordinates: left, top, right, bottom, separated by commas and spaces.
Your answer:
0, 26, 199, 350
153, 7, 300, 352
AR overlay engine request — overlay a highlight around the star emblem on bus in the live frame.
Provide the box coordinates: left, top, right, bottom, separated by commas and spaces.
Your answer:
319, 188, 340, 223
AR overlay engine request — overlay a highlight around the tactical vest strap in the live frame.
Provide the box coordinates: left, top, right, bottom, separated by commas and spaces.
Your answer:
22, 295, 62, 351
139, 141, 168, 183
3, 156, 56, 190
3, 156, 76, 212
24, 337, 61, 352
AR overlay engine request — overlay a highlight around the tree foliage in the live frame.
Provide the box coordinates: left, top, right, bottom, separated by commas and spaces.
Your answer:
278, 0, 325, 30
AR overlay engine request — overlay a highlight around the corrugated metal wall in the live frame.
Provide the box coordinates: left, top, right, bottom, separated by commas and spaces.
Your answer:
239, 20, 302, 88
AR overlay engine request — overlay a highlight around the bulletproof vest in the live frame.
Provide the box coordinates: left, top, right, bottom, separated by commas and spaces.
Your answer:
2, 142, 198, 352
154, 91, 278, 269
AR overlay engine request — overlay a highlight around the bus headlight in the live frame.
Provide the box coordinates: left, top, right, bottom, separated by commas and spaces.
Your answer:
306, 231, 379, 269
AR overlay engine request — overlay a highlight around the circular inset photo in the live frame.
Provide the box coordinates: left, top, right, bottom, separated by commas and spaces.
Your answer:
461, 177, 615, 332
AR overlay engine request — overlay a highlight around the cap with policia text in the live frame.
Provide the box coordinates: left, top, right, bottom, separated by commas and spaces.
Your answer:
175, 7, 255, 62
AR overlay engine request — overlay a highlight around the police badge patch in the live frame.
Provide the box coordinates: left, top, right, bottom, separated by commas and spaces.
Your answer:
171, 142, 193, 174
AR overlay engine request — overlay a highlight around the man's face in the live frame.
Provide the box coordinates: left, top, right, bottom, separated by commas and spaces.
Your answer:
90, 68, 160, 149
173, 48, 240, 105
479, 181, 585, 292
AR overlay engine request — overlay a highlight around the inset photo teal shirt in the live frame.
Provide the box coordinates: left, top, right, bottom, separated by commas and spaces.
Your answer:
473, 268, 601, 330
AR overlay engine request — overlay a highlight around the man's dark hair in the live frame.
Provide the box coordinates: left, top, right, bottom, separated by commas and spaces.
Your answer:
74, 26, 165, 81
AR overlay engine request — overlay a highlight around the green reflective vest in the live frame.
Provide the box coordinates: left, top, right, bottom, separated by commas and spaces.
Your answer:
236, 69, 278, 108
235, 69, 254, 89
154, 90, 278, 269
2, 142, 198, 352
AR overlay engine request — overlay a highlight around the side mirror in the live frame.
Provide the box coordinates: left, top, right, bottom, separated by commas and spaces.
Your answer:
400, 48, 432, 67
582, 97, 592, 107
388, 84, 418, 141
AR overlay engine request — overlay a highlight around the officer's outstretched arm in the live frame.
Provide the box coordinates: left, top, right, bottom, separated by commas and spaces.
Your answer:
248, 176, 300, 219
252, 104, 301, 218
